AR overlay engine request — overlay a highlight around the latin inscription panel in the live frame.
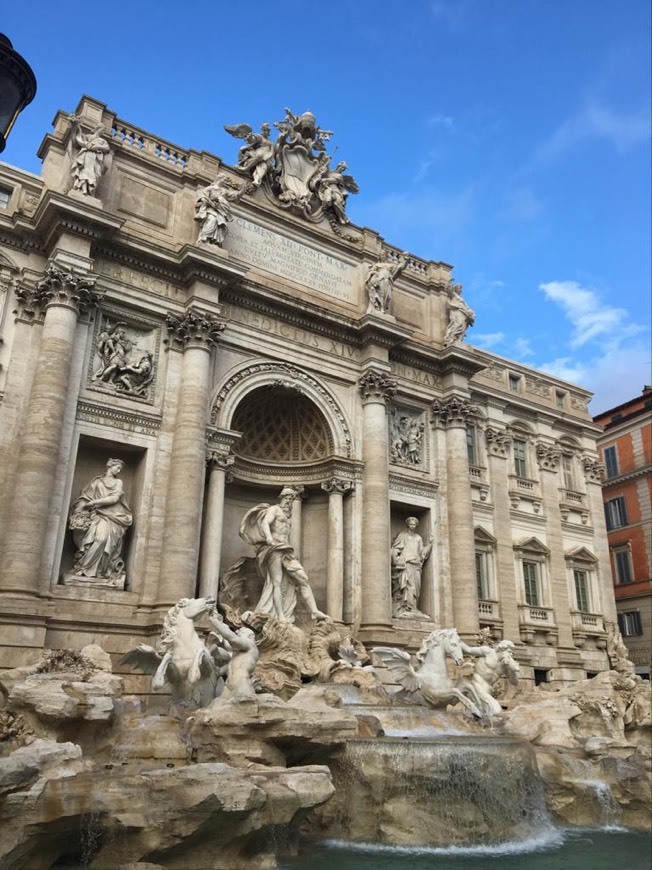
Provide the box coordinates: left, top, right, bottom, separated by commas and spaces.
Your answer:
225, 215, 357, 303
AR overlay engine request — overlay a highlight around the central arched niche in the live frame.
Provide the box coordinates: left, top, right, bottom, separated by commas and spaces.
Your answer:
220, 384, 336, 613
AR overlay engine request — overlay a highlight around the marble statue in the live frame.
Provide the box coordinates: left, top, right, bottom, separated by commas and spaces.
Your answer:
313, 158, 359, 225
443, 280, 475, 345
391, 518, 433, 618
365, 253, 408, 314
208, 610, 260, 702
119, 597, 227, 706
115, 350, 154, 396
372, 628, 482, 717
461, 639, 520, 717
224, 122, 275, 188
69, 117, 110, 196
68, 458, 133, 585
194, 175, 243, 246
239, 488, 328, 623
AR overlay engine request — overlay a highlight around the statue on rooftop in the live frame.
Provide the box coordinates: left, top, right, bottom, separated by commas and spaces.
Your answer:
69, 116, 110, 196
224, 122, 275, 189
313, 158, 359, 225
365, 252, 408, 314
194, 174, 243, 246
443, 280, 475, 345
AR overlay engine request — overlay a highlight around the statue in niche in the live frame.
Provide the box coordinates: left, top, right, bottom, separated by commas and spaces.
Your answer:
313, 158, 359, 225
461, 638, 521, 718
224, 122, 275, 188
239, 487, 328, 624
443, 280, 475, 345
390, 410, 424, 466
365, 253, 408, 314
69, 116, 110, 196
391, 517, 433, 619
194, 175, 243, 246
68, 458, 133, 586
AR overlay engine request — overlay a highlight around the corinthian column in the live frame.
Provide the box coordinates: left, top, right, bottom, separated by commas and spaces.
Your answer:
432, 395, 479, 637
359, 369, 396, 628
0, 261, 103, 596
321, 477, 354, 622
157, 309, 225, 604
198, 450, 235, 600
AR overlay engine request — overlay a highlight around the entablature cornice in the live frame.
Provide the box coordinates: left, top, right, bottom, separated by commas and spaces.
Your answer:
30, 191, 124, 255
389, 472, 439, 499
228, 455, 363, 488
601, 464, 652, 489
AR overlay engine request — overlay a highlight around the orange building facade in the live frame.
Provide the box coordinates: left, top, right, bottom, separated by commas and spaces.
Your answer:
595, 386, 652, 677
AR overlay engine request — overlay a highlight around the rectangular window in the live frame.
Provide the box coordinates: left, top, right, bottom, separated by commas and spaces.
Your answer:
555, 391, 566, 409
475, 551, 487, 599
513, 439, 527, 478
509, 374, 521, 393
466, 425, 477, 465
562, 454, 575, 490
618, 611, 642, 637
604, 445, 619, 478
0, 187, 11, 209
605, 496, 628, 530
523, 561, 539, 606
613, 547, 633, 584
574, 570, 590, 612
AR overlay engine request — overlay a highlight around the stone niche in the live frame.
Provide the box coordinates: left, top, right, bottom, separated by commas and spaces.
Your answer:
390, 503, 435, 621
59, 436, 146, 591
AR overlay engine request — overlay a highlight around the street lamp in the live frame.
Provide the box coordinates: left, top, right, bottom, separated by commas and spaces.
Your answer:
0, 34, 37, 153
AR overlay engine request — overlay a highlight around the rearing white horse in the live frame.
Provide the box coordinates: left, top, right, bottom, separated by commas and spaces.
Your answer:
372, 628, 482, 718
119, 596, 227, 706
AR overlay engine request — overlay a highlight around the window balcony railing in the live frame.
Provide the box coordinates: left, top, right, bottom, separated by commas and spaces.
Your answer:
518, 603, 558, 645
571, 610, 605, 634
508, 475, 541, 512
469, 465, 489, 502
559, 489, 589, 524
478, 599, 500, 619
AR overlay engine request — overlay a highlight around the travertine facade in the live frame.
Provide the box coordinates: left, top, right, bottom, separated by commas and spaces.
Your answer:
0, 96, 616, 688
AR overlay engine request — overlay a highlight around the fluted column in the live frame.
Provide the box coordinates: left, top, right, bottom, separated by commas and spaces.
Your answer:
198, 450, 235, 599
321, 477, 354, 622
0, 261, 102, 596
359, 369, 396, 628
158, 309, 225, 604
432, 396, 479, 636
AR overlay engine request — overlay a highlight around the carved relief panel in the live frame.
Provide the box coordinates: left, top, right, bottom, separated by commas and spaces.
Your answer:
389, 405, 427, 470
87, 309, 160, 403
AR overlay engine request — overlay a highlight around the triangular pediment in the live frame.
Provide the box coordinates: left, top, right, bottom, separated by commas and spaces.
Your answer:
474, 526, 497, 545
513, 537, 550, 555
565, 546, 598, 564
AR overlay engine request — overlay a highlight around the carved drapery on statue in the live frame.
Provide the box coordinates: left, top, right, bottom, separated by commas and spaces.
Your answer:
224, 108, 358, 225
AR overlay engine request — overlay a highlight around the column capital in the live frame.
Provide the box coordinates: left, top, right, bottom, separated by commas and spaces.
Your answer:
16, 261, 102, 318
358, 368, 397, 405
206, 451, 235, 471
582, 456, 605, 484
321, 477, 354, 495
535, 441, 561, 471
166, 308, 226, 351
484, 426, 512, 458
431, 395, 477, 428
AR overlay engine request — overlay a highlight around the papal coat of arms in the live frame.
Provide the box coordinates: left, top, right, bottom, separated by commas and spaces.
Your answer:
224, 107, 359, 225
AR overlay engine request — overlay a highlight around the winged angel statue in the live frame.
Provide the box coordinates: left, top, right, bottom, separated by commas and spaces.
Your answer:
224, 107, 358, 224
372, 628, 484, 718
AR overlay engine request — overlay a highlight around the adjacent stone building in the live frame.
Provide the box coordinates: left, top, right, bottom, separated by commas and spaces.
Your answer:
595, 387, 652, 678
0, 96, 618, 689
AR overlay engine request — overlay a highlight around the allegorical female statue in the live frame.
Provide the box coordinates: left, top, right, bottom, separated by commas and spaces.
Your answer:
70, 118, 110, 196
68, 458, 133, 584
390, 517, 433, 618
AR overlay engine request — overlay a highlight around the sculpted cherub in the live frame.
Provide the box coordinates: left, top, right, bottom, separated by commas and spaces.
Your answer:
224, 122, 275, 188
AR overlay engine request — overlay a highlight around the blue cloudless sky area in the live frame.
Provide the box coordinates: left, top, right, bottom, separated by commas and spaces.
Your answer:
3, 0, 650, 412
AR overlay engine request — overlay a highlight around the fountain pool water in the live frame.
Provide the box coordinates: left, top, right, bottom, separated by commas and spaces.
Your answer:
282, 829, 652, 869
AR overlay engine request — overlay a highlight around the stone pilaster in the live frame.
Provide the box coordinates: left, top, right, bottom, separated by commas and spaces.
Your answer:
359, 369, 396, 628
535, 442, 573, 647
198, 450, 235, 600
157, 309, 225, 604
484, 427, 520, 641
0, 261, 102, 596
432, 395, 479, 637
321, 477, 354, 622
289, 485, 306, 557
583, 456, 617, 622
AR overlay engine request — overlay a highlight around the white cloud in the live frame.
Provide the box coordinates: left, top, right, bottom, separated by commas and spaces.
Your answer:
428, 114, 455, 130
539, 280, 644, 350
473, 332, 506, 349
533, 102, 650, 164
513, 338, 534, 358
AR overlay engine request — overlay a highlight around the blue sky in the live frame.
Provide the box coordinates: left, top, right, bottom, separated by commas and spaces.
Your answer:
3, 0, 650, 413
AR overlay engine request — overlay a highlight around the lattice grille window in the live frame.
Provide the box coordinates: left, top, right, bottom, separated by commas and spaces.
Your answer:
232, 386, 333, 462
